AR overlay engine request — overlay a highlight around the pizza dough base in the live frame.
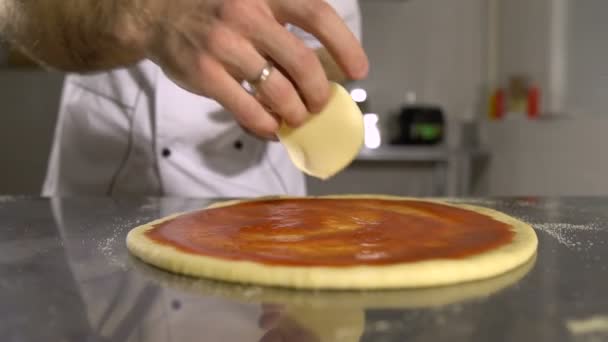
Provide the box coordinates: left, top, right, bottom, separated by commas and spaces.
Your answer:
127, 195, 538, 289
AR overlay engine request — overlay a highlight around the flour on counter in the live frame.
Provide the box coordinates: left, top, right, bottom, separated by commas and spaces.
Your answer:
97, 232, 123, 269
567, 315, 608, 341
96, 217, 146, 270
533, 223, 602, 251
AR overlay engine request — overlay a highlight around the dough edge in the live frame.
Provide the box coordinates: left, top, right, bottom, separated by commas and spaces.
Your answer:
126, 195, 538, 289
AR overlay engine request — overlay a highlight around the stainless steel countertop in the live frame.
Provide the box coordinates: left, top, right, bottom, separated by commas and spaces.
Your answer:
2, 196, 608, 342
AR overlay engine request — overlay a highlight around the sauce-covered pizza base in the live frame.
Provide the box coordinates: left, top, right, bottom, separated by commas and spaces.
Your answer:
145, 198, 514, 266
127, 195, 538, 289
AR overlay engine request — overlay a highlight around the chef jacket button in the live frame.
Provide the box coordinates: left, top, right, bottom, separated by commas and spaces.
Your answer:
161, 148, 171, 158
233, 140, 243, 150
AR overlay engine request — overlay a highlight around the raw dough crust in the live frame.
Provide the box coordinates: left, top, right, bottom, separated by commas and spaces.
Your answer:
127, 195, 538, 290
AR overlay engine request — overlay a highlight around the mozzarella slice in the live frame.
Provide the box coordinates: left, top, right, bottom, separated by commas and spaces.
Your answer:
278, 82, 364, 180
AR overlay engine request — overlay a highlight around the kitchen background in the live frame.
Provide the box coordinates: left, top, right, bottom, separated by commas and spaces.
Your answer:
1, 0, 607, 197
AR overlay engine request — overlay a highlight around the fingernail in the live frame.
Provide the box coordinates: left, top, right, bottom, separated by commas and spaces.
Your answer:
352, 58, 370, 80
354, 64, 369, 79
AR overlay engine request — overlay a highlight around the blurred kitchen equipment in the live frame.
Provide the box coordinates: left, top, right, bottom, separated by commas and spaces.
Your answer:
391, 104, 445, 145
488, 75, 542, 120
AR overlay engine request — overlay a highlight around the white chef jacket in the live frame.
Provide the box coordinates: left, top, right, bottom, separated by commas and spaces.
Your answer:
42, 0, 362, 198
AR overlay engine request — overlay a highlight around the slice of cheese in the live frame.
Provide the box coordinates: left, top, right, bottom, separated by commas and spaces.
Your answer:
277, 82, 364, 180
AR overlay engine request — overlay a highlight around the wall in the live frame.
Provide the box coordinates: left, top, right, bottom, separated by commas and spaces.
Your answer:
564, 0, 608, 117
477, 118, 608, 196
476, 0, 608, 196
359, 0, 485, 124
0, 71, 63, 194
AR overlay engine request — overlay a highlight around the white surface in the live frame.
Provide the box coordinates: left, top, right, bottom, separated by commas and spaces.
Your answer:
565, 0, 608, 116
478, 117, 608, 196
494, 0, 608, 117
477, 0, 608, 196
42, 62, 306, 198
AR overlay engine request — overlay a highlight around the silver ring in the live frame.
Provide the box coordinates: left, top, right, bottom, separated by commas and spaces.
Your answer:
249, 61, 274, 87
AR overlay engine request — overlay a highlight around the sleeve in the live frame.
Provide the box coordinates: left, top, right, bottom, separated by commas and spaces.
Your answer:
287, 0, 362, 49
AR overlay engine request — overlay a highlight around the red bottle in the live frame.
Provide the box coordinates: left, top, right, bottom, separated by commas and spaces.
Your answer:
527, 85, 540, 119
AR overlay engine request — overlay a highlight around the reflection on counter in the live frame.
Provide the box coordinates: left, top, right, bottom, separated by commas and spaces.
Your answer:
130, 253, 535, 342
131, 254, 536, 310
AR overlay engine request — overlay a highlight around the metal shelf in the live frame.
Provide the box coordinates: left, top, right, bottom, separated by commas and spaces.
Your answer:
356, 145, 488, 162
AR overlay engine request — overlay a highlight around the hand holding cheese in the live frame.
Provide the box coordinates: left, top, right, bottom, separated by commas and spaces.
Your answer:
1, 0, 368, 140
278, 82, 364, 179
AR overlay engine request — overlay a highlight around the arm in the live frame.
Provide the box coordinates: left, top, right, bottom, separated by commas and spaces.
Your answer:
1, 0, 368, 139
0, 1, 146, 71
0, 0, 361, 78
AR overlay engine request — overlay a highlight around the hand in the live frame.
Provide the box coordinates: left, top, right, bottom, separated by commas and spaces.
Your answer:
134, 0, 369, 139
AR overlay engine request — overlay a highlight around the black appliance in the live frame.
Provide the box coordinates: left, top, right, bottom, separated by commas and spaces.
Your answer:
390, 105, 444, 145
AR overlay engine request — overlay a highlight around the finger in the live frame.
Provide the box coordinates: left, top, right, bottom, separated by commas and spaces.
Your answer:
270, 0, 369, 79
251, 21, 330, 113
206, 23, 263, 81
240, 123, 279, 141
239, 105, 280, 141
206, 24, 309, 127
199, 55, 280, 138
253, 64, 310, 127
